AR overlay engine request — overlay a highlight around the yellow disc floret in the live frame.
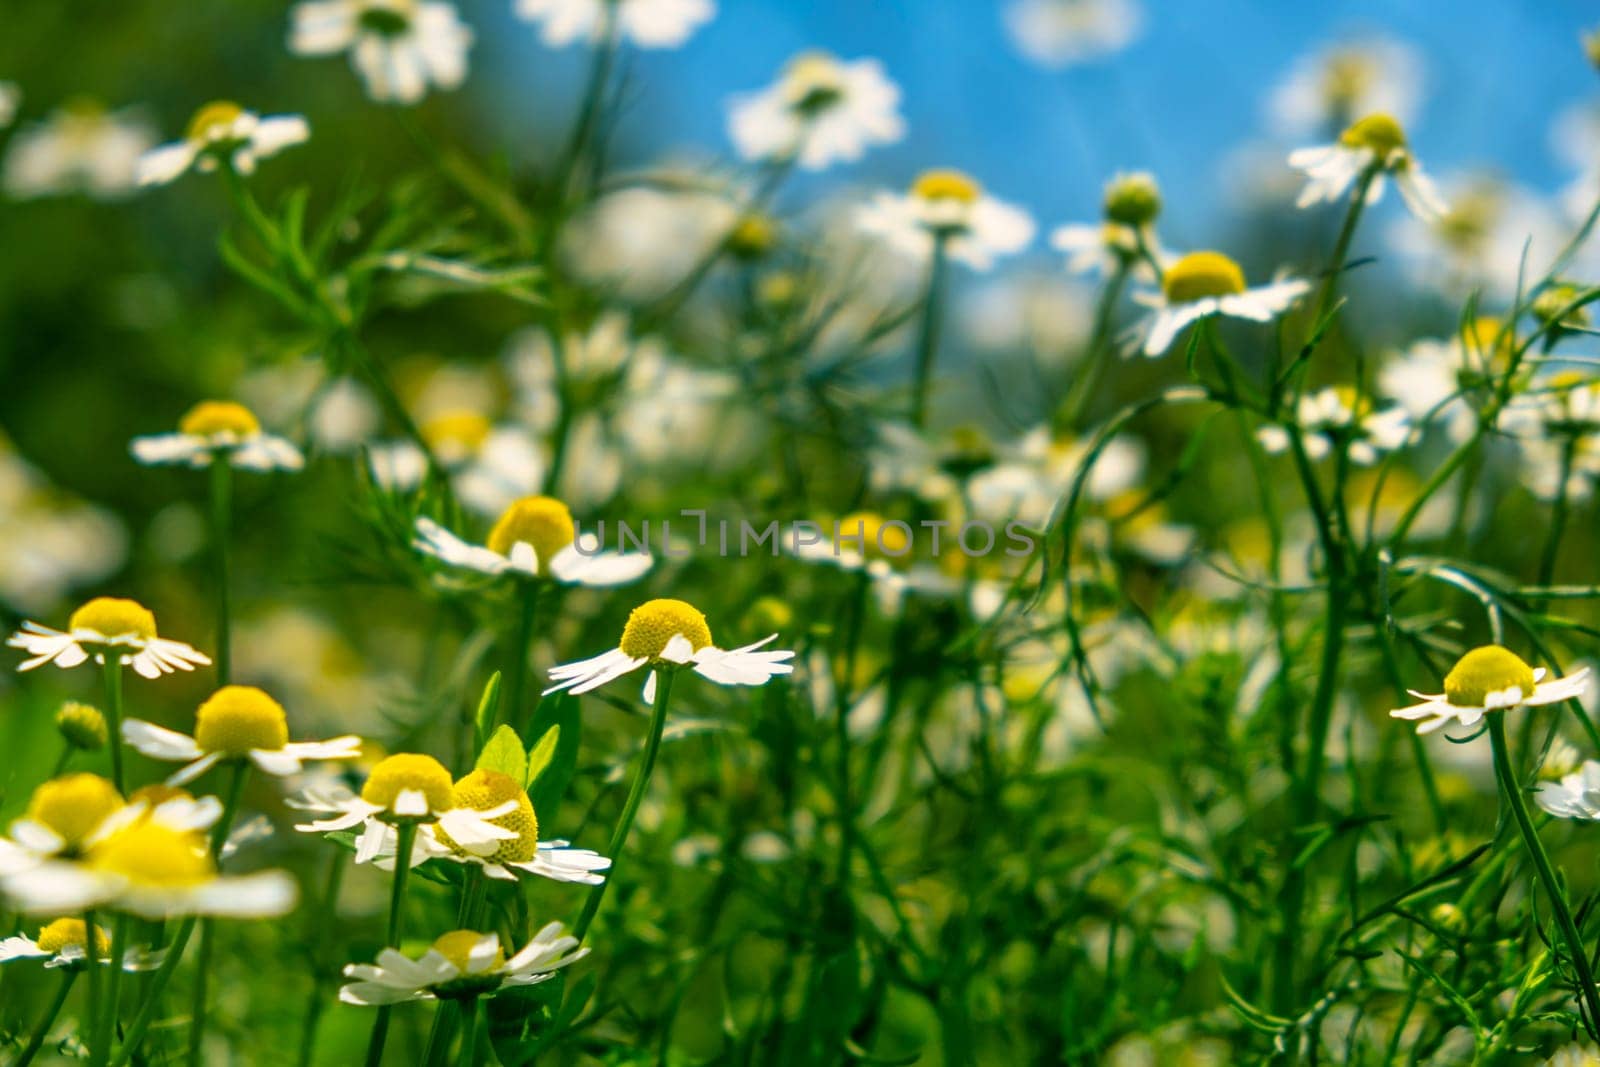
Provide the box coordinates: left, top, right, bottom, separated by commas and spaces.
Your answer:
361, 753, 455, 814
486, 496, 576, 565
444, 770, 538, 863
619, 599, 713, 660
186, 101, 245, 143
422, 411, 492, 457
88, 822, 214, 886
1163, 251, 1247, 304
36, 918, 110, 957
194, 685, 290, 755
26, 774, 124, 850
913, 169, 982, 205
1339, 112, 1407, 158
56, 702, 108, 751
431, 930, 505, 974
69, 597, 157, 641
836, 512, 912, 559
179, 400, 260, 439
1443, 646, 1538, 708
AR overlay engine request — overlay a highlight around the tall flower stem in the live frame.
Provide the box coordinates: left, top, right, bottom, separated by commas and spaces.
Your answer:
364, 821, 419, 1067
1488, 715, 1600, 1032
573, 669, 675, 941
553, 0, 620, 205
84, 909, 103, 1066
1309, 168, 1376, 331
188, 761, 250, 1067
909, 234, 951, 430
15, 969, 76, 1067
456, 998, 481, 1067
98, 914, 130, 1067
1056, 260, 1131, 431
296, 849, 346, 1067
209, 454, 233, 686
110, 919, 196, 1067
504, 580, 541, 734
101, 658, 125, 792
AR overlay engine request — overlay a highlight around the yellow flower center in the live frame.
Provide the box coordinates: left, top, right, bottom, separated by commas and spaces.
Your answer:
619, 598, 713, 660
422, 410, 492, 460
179, 400, 261, 438
782, 51, 847, 114
193, 685, 290, 755
1442, 646, 1538, 708
913, 169, 982, 205
26, 774, 124, 850
1162, 251, 1247, 303
728, 215, 778, 259
431, 930, 505, 974
185, 101, 245, 143
88, 822, 215, 887
56, 701, 108, 750
486, 496, 576, 564
360, 753, 455, 814
837, 511, 912, 559
1338, 112, 1407, 158
69, 597, 157, 641
441, 770, 538, 863
36, 918, 110, 957
128, 784, 194, 809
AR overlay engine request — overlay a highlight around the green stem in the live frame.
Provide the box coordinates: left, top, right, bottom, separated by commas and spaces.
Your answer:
210, 455, 233, 687
296, 849, 346, 1067
572, 669, 675, 942
364, 822, 419, 1067
1055, 260, 1130, 430
15, 969, 76, 1067
101, 659, 124, 793
1488, 715, 1600, 1034
910, 234, 951, 430
84, 909, 103, 1067
1310, 168, 1376, 330
189, 761, 249, 1066
456, 998, 480, 1066
101, 914, 129, 1066
421, 1001, 459, 1067
504, 580, 541, 735
554, 0, 620, 204
51, 744, 73, 777
109, 918, 197, 1067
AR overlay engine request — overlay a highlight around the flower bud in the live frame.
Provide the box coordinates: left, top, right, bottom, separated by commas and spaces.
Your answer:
1103, 171, 1161, 228
56, 702, 108, 751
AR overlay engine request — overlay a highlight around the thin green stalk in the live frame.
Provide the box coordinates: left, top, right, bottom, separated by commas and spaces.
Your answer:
101, 659, 124, 793
99, 914, 130, 1067
1310, 168, 1377, 331
1488, 715, 1600, 1035
504, 580, 541, 734
109, 917, 196, 1067
189, 761, 250, 1066
15, 968, 76, 1067
554, 0, 620, 204
84, 909, 104, 1067
296, 849, 346, 1067
833, 572, 870, 885
1056, 260, 1130, 430
364, 821, 419, 1067
910, 234, 951, 430
456, 998, 480, 1066
51, 744, 73, 777
422, 1001, 459, 1067
209, 454, 233, 686
573, 669, 676, 941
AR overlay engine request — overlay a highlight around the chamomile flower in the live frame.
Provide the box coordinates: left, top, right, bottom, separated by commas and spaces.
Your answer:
121, 685, 361, 787
0, 918, 111, 969
727, 51, 905, 171
856, 170, 1035, 271
1537, 759, 1600, 820
413, 495, 651, 586
1288, 113, 1446, 221
1390, 645, 1590, 736
1256, 387, 1411, 466
1269, 37, 1422, 136
790, 512, 957, 612
0, 778, 223, 882
2, 99, 155, 200
291, 753, 520, 864
1132, 250, 1309, 357
289, 0, 473, 105
1379, 317, 1513, 443
136, 101, 309, 186
339, 923, 587, 1005
130, 399, 304, 472
514, 0, 713, 49
544, 598, 795, 700
368, 410, 545, 518
8, 596, 210, 679
1050, 171, 1166, 282
1002, 0, 1144, 69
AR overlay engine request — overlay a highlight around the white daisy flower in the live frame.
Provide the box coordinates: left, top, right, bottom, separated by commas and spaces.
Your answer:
8, 596, 210, 679
789, 512, 958, 615
1379, 317, 1511, 444
1390, 645, 1590, 736
122, 685, 361, 787
1132, 250, 1310, 357
1288, 112, 1446, 221
727, 51, 904, 171
413, 494, 651, 587
1256, 387, 1411, 466
289, 0, 473, 105
856, 169, 1035, 271
1002, 0, 1143, 69
1537, 759, 1600, 821
1269, 37, 1422, 136
368, 410, 545, 518
136, 100, 309, 186
291, 753, 521, 864
1, 99, 156, 200
545, 598, 795, 700
514, 0, 713, 49
1386, 172, 1564, 303
0, 918, 112, 969
130, 399, 304, 472
1050, 170, 1166, 282
340, 923, 588, 1005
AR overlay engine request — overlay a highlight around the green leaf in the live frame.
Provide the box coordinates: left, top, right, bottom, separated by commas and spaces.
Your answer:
527, 693, 580, 823
476, 723, 526, 784
473, 672, 502, 752
524, 725, 560, 788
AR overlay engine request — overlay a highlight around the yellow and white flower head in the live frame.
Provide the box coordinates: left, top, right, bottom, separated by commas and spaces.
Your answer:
1133, 250, 1310, 357
291, 753, 521, 865
1256, 387, 1411, 466
1002, 0, 1143, 70
545, 598, 795, 701
289, 0, 473, 105
856, 170, 1036, 272
1050, 171, 1167, 282
1390, 645, 1590, 736
1387, 173, 1564, 303
340, 923, 587, 1006
130, 399, 304, 473
1537, 759, 1600, 821
368, 410, 545, 519
413, 495, 651, 587
8, 596, 211, 679
1288, 113, 1446, 222
1, 98, 156, 200
0, 918, 113, 969
1269, 37, 1421, 136
727, 51, 905, 171
136, 100, 309, 186
121, 685, 361, 787
514, 0, 713, 49
1379, 317, 1513, 444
